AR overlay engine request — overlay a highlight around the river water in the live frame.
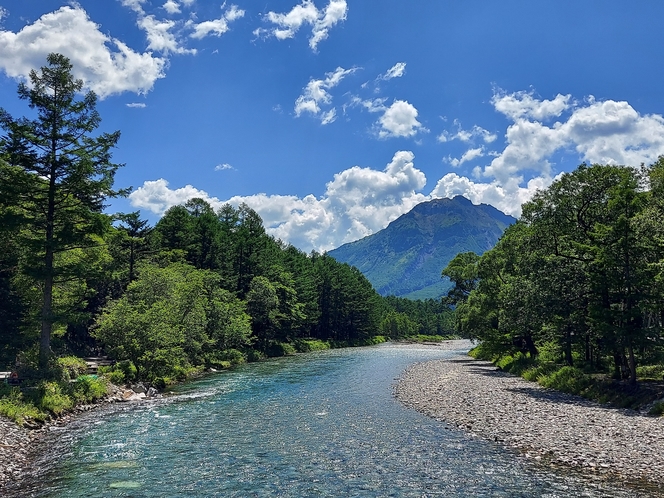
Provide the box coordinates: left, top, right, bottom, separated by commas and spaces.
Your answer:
14, 343, 642, 497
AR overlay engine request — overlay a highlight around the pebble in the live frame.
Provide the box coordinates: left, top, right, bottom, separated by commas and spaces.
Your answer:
394, 349, 664, 488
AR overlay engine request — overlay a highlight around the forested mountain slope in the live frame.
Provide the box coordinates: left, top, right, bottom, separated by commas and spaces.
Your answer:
328, 196, 515, 299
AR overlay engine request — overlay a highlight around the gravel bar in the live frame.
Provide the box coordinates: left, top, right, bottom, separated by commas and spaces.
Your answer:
395, 348, 664, 490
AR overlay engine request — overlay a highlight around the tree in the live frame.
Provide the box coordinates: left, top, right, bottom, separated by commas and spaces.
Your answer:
0, 53, 125, 369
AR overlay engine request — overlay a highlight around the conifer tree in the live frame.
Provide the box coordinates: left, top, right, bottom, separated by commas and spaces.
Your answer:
0, 53, 125, 370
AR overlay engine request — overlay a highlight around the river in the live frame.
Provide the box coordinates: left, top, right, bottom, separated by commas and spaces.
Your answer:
13, 343, 639, 497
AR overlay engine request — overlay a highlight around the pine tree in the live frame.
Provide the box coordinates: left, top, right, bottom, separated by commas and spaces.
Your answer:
0, 53, 126, 370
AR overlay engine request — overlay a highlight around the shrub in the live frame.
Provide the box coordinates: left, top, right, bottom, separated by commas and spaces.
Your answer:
265, 342, 297, 357
637, 364, 664, 381
38, 381, 74, 415
220, 349, 246, 365
56, 356, 88, 381
649, 401, 664, 416
71, 376, 109, 403
102, 369, 126, 385
0, 388, 46, 425
293, 339, 331, 353
539, 366, 592, 394
116, 360, 138, 382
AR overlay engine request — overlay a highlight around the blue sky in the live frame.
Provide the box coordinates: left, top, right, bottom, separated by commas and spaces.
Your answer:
2, 1, 664, 252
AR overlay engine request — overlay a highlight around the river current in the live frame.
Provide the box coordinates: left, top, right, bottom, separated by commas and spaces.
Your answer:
15, 343, 640, 497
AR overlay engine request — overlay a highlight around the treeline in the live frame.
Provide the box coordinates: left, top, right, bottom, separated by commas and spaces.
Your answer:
0, 54, 453, 388
446, 161, 664, 386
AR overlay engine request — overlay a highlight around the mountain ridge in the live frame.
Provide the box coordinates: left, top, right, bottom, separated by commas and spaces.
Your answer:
328, 196, 515, 299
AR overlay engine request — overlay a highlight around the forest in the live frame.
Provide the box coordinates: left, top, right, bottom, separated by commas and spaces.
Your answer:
0, 53, 453, 405
445, 159, 664, 405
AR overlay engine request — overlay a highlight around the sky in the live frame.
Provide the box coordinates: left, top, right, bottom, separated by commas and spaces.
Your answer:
1, 1, 664, 253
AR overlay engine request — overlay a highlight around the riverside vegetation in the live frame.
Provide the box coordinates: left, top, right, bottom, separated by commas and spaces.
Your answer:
0, 54, 454, 427
443, 160, 664, 412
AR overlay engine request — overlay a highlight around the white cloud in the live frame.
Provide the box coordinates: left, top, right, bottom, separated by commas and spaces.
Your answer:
429, 173, 553, 218
0, 6, 166, 98
380, 62, 406, 80
492, 90, 571, 121
481, 89, 664, 184
378, 100, 426, 139
446, 147, 484, 167
130, 151, 428, 252
139, 15, 194, 54
126, 102, 147, 108
190, 5, 245, 39
295, 66, 357, 124
255, 0, 348, 51
0, 7, 8, 22
215, 163, 233, 171
121, 0, 146, 14
163, 0, 181, 14
438, 122, 496, 144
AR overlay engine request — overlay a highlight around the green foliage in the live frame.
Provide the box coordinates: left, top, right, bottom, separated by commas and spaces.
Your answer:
0, 388, 45, 425
649, 401, 664, 416
71, 376, 109, 402
38, 381, 74, 415
636, 364, 664, 380
293, 339, 331, 352
539, 366, 593, 394
56, 356, 88, 381
0, 53, 125, 369
265, 342, 297, 357
456, 161, 664, 388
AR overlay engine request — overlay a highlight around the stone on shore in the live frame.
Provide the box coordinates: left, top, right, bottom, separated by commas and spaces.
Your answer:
395, 353, 664, 488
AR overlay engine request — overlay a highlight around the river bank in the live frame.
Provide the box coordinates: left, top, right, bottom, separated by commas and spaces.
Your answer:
395, 349, 664, 492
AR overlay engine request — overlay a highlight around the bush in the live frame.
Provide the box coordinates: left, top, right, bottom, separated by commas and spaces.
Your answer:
265, 342, 297, 357
38, 381, 73, 415
293, 339, 331, 353
116, 360, 138, 382
637, 364, 664, 381
0, 388, 46, 425
649, 401, 664, 416
539, 366, 592, 394
522, 362, 558, 382
103, 369, 126, 385
495, 352, 536, 376
56, 356, 88, 381
71, 376, 109, 403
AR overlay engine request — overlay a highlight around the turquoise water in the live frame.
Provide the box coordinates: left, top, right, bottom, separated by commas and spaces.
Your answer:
14, 344, 643, 497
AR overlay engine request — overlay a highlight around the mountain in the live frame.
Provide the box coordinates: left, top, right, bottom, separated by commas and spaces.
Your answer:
327, 196, 516, 300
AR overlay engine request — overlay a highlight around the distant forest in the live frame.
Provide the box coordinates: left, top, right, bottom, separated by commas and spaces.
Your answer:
0, 54, 453, 386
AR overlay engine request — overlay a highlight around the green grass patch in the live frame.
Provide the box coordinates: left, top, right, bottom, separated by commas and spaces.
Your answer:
293, 339, 331, 353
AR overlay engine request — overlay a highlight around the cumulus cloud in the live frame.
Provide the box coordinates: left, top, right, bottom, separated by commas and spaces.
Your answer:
295, 66, 357, 124
0, 6, 166, 98
438, 121, 496, 144
481, 89, 664, 185
379, 62, 406, 80
0, 7, 8, 22
163, 0, 181, 14
255, 0, 348, 51
130, 151, 429, 251
126, 102, 147, 108
429, 173, 553, 218
139, 15, 194, 54
190, 5, 245, 39
446, 147, 484, 167
215, 163, 233, 171
378, 100, 426, 139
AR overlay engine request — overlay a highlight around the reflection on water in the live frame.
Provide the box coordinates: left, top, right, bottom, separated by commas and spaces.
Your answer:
11, 343, 652, 497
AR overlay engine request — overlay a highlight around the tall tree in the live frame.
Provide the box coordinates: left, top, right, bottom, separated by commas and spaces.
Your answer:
0, 53, 125, 369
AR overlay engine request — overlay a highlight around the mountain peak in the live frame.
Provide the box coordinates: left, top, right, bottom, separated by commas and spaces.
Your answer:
328, 198, 515, 299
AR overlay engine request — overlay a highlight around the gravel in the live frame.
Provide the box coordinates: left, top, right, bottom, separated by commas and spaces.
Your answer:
395, 347, 664, 490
